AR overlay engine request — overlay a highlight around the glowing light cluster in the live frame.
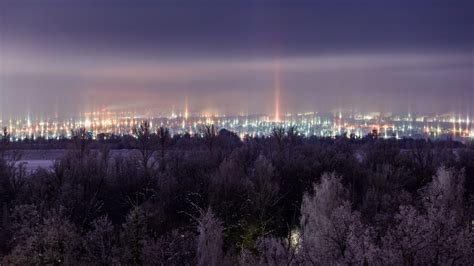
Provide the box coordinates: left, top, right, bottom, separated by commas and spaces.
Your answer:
0, 110, 471, 143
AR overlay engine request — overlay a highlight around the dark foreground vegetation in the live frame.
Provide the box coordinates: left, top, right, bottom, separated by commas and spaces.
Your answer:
0, 124, 473, 265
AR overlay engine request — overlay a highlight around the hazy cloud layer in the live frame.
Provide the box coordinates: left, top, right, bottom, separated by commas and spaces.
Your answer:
0, 0, 472, 117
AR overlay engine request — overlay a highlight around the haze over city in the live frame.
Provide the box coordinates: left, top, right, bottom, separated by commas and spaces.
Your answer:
1, 0, 473, 119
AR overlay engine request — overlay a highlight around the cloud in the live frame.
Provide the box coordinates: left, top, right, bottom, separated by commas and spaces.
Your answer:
0, 0, 472, 117
1, 51, 472, 117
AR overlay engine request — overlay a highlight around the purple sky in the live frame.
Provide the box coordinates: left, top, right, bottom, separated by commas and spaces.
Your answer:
0, 0, 473, 118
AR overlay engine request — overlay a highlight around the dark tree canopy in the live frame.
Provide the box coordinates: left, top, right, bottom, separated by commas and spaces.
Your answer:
0, 128, 473, 264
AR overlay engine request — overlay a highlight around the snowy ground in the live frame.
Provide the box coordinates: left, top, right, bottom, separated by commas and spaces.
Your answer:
6, 149, 138, 172
18, 160, 55, 171
4, 150, 64, 172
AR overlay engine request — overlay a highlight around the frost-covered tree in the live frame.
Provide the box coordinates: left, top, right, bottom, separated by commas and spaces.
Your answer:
3, 206, 80, 265
142, 229, 196, 265
300, 173, 363, 263
120, 206, 148, 265
84, 215, 117, 265
419, 168, 472, 264
197, 207, 224, 266
6, 204, 41, 249
382, 168, 473, 265
345, 223, 381, 265
381, 205, 432, 265
256, 236, 297, 265
249, 155, 280, 235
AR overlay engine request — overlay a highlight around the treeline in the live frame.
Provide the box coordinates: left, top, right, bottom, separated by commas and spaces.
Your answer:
1, 125, 466, 151
0, 123, 473, 265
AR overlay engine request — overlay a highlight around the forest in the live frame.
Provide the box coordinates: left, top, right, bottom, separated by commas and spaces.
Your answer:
0, 123, 473, 265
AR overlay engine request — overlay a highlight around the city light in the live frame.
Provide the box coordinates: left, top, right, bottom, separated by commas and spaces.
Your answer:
1, 109, 472, 143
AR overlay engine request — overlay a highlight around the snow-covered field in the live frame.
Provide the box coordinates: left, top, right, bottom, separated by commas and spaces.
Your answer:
18, 160, 55, 171
4, 150, 63, 172
6, 149, 138, 172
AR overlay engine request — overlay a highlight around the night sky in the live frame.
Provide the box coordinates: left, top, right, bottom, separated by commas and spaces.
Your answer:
0, 0, 473, 118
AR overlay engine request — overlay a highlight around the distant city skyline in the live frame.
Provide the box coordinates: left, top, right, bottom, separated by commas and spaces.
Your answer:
0, 0, 473, 118
1, 109, 473, 143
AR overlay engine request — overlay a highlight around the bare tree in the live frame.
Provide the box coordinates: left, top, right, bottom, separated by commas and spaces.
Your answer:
287, 125, 300, 158
133, 121, 155, 172
202, 124, 217, 153
0, 127, 10, 157
72, 128, 91, 159
272, 126, 285, 153
286, 125, 299, 144
0, 127, 25, 211
157, 126, 170, 172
